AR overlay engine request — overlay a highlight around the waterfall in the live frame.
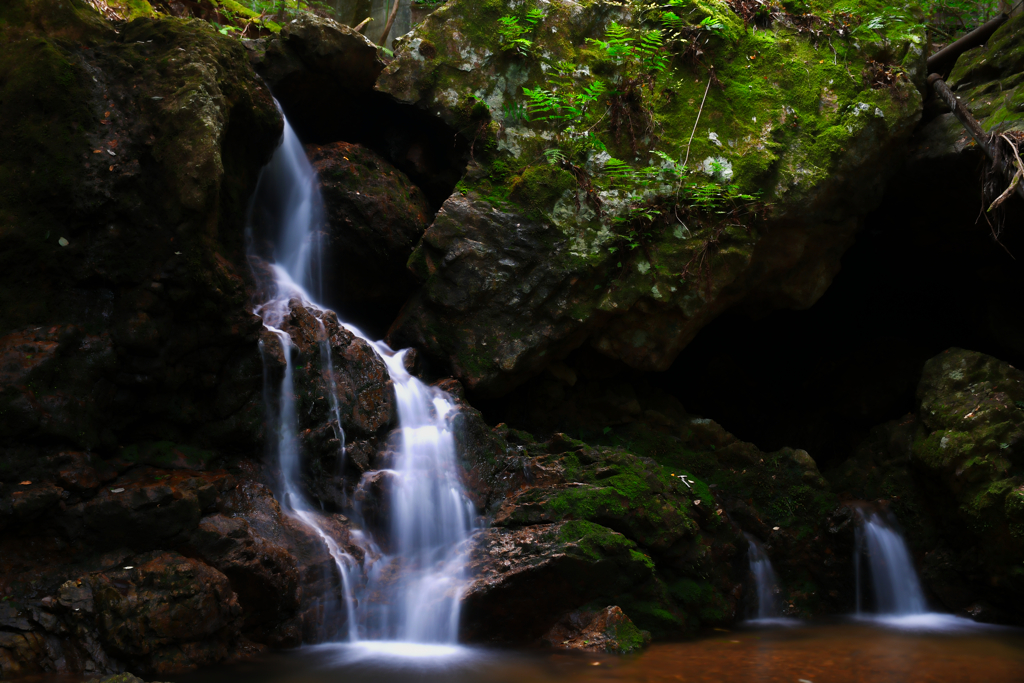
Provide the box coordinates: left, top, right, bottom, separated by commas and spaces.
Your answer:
251, 110, 475, 646
745, 533, 781, 620
854, 508, 927, 616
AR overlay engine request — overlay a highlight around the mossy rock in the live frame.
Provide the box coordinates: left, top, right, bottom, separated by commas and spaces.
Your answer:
381, 0, 925, 395
947, 12, 1024, 134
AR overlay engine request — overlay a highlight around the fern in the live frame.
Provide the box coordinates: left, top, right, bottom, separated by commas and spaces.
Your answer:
543, 148, 568, 165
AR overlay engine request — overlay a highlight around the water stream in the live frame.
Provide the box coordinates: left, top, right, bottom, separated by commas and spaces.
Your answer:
251, 111, 475, 647
744, 533, 781, 620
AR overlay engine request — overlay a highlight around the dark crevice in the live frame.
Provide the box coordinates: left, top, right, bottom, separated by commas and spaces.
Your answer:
272, 82, 470, 212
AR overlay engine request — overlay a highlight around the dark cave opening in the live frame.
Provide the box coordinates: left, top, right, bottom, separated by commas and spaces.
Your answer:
273, 82, 470, 213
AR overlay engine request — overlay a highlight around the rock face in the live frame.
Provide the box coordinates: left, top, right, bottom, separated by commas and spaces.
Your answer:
256, 296, 397, 504
829, 348, 1024, 623
307, 142, 433, 314
0, 2, 371, 677
910, 12, 1024, 170
380, 0, 925, 395
0, 0, 281, 463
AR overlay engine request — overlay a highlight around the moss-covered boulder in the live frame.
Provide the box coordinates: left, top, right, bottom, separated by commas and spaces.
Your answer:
451, 378, 858, 642
380, 0, 924, 395
829, 348, 1024, 623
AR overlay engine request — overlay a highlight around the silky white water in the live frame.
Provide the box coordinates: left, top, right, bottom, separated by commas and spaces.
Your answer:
854, 508, 927, 616
251, 111, 475, 646
745, 533, 781, 620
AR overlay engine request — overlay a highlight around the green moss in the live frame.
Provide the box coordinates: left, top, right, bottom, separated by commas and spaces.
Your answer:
509, 164, 576, 214
607, 617, 650, 653
558, 519, 640, 561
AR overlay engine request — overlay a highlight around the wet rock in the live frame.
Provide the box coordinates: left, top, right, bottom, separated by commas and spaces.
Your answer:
829, 348, 1024, 622
88, 552, 241, 673
57, 469, 234, 551
541, 605, 651, 654
0, 0, 280, 464
307, 141, 433, 312
456, 375, 856, 623
352, 470, 397, 548
187, 514, 300, 633
10, 483, 64, 522
214, 480, 356, 646
257, 299, 395, 506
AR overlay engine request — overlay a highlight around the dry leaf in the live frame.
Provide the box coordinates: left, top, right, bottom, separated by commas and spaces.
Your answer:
19, 481, 31, 485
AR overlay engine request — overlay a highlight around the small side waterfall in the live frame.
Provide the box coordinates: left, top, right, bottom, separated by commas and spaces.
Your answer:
854, 508, 927, 616
251, 110, 475, 646
745, 533, 781, 620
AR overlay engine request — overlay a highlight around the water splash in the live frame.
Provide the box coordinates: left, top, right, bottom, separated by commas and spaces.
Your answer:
251, 108, 475, 645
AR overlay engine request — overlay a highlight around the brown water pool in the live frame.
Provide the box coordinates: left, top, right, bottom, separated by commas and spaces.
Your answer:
157, 619, 1024, 683
20, 619, 1024, 683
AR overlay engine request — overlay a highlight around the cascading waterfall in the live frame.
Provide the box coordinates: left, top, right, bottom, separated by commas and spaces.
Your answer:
251, 109, 475, 646
744, 533, 781, 620
854, 508, 927, 616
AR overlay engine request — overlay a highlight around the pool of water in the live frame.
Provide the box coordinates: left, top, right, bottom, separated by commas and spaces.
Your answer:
158, 618, 1024, 683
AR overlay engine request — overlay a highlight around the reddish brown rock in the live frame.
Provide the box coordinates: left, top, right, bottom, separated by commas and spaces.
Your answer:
88, 552, 241, 673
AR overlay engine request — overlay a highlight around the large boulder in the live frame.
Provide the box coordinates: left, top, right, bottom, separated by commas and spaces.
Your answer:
379, 0, 925, 395
256, 298, 396, 506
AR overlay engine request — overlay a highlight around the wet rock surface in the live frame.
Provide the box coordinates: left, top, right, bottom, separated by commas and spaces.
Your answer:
449, 382, 858, 643
255, 297, 396, 506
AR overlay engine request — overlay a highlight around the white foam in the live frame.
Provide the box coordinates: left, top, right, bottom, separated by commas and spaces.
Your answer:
313, 640, 480, 667
852, 612, 1002, 632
